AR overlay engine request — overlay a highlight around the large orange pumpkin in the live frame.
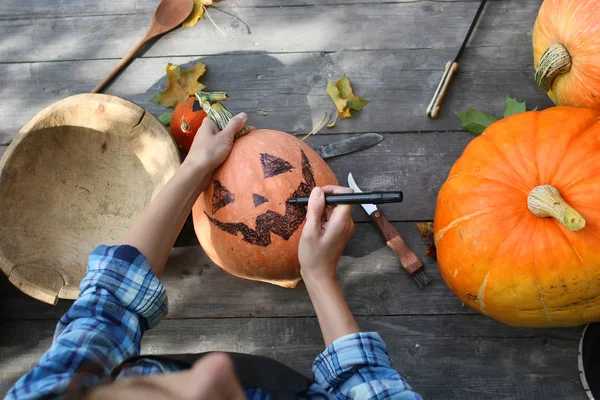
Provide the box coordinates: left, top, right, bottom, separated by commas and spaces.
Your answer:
434, 107, 600, 327
192, 129, 338, 287
533, 0, 600, 109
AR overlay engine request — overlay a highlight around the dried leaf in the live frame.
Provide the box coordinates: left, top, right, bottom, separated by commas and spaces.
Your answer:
503, 96, 527, 118
326, 74, 369, 118
415, 222, 437, 261
151, 63, 206, 108
158, 112, 173, 127
456, 108, 498, 135
182, 0, 205, 28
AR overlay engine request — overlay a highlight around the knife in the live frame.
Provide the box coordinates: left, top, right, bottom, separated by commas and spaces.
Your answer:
425, 0, 487, 119
311, 133, 383, 159
347, 173, 432, 288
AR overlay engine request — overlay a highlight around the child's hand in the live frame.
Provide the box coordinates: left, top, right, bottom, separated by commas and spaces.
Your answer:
184, 112, 251, 172
299, 186, 355, 285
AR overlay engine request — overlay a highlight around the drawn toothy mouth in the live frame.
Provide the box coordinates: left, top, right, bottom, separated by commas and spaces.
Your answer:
205, 150, 315, 247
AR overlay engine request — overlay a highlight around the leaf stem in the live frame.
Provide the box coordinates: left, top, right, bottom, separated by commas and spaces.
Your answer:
203, 5, 233, 40
301, 112, 328, 141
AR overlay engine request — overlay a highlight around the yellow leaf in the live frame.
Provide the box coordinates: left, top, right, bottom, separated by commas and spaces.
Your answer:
151, 63, 206, 108
326, 80, 347, 114
326, 74, 369, 118
200, 0, 213, 4
340, 108, 352, 118
182, 0, 205, 28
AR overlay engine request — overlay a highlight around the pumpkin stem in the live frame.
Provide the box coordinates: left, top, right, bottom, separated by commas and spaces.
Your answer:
195, 91, 251, 138
196, 91, 229, 103
181, 116, 191, 133
527, 185, 585, 231
535, 44, 572, 92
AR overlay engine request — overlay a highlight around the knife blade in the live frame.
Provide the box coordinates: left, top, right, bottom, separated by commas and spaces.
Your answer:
347, 173, 431, 288
311, 133, 383, 160
347, 172, 377, 215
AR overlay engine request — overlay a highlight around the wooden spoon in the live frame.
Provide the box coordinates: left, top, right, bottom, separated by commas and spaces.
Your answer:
91, 0, 194, 93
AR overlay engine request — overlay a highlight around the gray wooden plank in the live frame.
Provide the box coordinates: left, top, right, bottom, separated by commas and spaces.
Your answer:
0, 316, 584, 399
0, 0, 490, 19
0, 1, 541, 63
0, 222, 469, 319
0, 47, 553, 144
0, 131, 471, 221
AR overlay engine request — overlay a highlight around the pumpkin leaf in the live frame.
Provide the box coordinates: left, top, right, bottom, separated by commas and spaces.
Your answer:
326, 75, 369, 119
158, 112, 173, 127
456, 108, 498, 135
415, 222, 437, 261
503, 96, 527, 118
151, 63, 206, 108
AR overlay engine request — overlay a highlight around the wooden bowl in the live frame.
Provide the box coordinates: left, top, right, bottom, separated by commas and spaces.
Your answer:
0, 94, 180, 304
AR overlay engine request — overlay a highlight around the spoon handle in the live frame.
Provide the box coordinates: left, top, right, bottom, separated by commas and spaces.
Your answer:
91, 35, 150, 94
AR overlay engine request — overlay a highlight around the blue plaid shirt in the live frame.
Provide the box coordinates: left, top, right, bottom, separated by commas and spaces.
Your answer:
7, 245, 421, 400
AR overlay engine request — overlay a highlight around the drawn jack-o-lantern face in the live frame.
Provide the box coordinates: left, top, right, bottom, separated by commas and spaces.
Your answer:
192, 130, 338, 288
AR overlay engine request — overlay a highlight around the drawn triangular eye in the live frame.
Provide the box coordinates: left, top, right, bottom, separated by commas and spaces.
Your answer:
261, 153, 293, 178
212, 180, 235, 214
253, 194, 269, 207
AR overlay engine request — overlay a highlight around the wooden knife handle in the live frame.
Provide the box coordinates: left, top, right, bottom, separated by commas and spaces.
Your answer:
370, 210, 423, 275
426, 61, 459, 120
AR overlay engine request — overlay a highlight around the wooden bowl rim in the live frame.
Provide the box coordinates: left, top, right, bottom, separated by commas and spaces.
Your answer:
0, 93, 180, 304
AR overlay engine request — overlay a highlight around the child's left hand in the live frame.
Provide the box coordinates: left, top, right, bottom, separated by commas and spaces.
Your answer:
184, 112, 251, 172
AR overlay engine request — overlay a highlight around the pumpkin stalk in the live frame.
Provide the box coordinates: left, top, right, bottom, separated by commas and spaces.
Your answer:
527, 185, 585, 231
535, 44, 572, 92
195, 91, 251, 138
180, 117, 191, 133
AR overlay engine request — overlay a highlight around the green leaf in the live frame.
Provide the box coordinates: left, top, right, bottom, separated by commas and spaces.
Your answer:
158, 112, 172, 127
503, 96, 527, 118
532, 106, 538, 111
456, 108, 498, 135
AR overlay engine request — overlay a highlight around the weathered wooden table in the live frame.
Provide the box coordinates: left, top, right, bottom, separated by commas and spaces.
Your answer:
0, 0, 587, 398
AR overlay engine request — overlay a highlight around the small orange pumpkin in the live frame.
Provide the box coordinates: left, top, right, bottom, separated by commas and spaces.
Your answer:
434, 107, 600, 327
192, 129, 338, 287
171, 97, 206, 153
533, 0, 600, 109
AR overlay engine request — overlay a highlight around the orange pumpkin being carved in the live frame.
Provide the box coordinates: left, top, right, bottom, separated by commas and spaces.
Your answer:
192, 129, 338, 287
434, 107, 600, 327
533, 0, 600, 109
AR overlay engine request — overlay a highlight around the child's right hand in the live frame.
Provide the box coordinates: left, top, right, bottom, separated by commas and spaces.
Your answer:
298, 186, 355, 286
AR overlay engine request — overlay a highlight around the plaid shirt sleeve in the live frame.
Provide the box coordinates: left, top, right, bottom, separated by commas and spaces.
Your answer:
7, 245, 168, 400
312, 332, 422, 399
